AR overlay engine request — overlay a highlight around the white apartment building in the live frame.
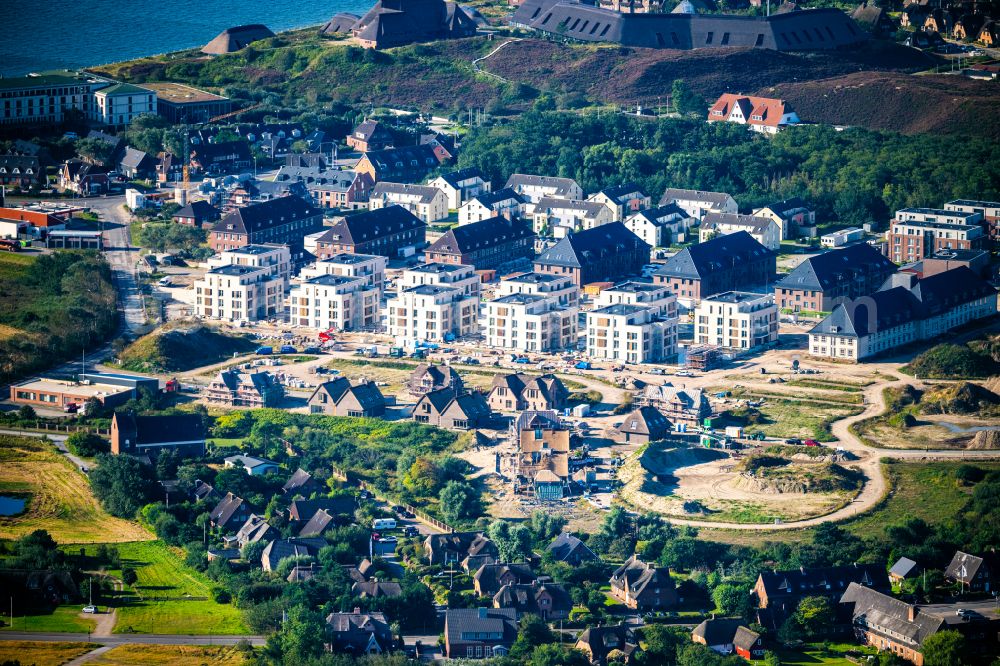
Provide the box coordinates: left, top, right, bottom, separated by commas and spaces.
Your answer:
694, 291, 778, 351
532, 197, 615, 238
586, 282, 678, 364
624, 204, 694, 248
659, 188, 738, 221
288, 253, 386, 331
458, 188, 525, 226
428, 168, 491, 209
194, 244, 291, 322
287, 274, 379, 332
485, 273, 580, 352
299, 253, 387, 294
894, 207, 983, 226
386, 263, 481, 347
369, 182, 448, 223
699, 213, 782, 251
504, 174, 583, 205
92, 83, 157, 126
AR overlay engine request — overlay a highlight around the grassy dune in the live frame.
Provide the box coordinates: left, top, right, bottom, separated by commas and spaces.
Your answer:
0, 436, 153, 544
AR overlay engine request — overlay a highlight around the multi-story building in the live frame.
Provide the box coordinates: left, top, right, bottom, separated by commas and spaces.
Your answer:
92, 83, 156, 127
624, 204, 694, 248
386, 263, 481, 347
694, 291, 778, 351
368, 182, 449, 223
425, 216, 535, 271
586, 281, 678, 364
485, 272, 579, 352
273, 166, 373, 210
775, 243, 897, 313
287, 273, 380, 332
808, 267, 997, 362
189, 140, 253, 174
534, 222, 650, 288
504, 174, 583, 205
887, 207, 986, 264
429, 168, 491, 209
654, 231, 775, 307
700, 212, 782, 251
204, 369, 284, 407
707, 94, 800, 134
345, 119, 394, 152
0, 155, 43, 189
314, 205, 426, 258
208, 195, 323, 258
659, 188, 738, 221
587, 183, 651, 221
458, 188, 525, 226
143, 82, 232, 124
0, 72, 104, 127
753, 197, 816, 240
288, 254, 386, 331
532, 197, 615, 238
944, 199, 1000, 241
194, 244, 291, 322
354, 144, 449, 183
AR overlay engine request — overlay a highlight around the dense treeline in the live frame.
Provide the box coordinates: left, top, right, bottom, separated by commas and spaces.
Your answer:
0, 252, 118, 384
457, 112, 1000, 227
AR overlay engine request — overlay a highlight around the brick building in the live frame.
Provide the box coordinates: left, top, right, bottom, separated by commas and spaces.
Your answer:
314, 205, 425, 258
533, 222, 649, 287
775, 243, 897, 313
425, 216, 535, 270
208, 195, 324, 255
653, 231, 775, 306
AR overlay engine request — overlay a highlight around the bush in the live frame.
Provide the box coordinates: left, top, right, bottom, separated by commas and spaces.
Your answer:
66, 432, 110, 457
905, 343, 999, 379
212, 587, 232, 604
955, 464, 985, 485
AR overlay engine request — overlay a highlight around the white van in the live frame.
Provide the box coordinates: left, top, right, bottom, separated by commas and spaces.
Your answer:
372, 518, 397, 530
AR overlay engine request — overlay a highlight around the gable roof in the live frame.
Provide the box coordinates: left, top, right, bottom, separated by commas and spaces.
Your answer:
889, 557, 920, 579
617, 406, 672, 438
210, 492, 248, 528
211, 195, 317, 236
702, 212, 777, 234
776, 243, 897, 293
610, 556, 675, 597
709, 93, 795, 128
534, 222, 648, 269
318, 205, 425, 246
112, 412, 205, 446
261, 537, 326, 570
945, 550, 997, 582
505, 174, 580, 196
235, 513, 275, 545
325, 610, 394, 653
474, 562, 536, 594
660, 188, 733, 208
445, 607, 517, 645
494, 581, 572, 615
535, 197, 608, 217
436, 167, 487, 188
757, 563, 889, 600
428, 216, 534, 255
471, 187, 525, 208
371, 181, 443, 203
576, 624, 637, 664
547, 532, 597, 563
630, 203, 689, 226
593, 182, 647, 204
282, 468, 317, 495
191, 140, 252, 162
840, 583, 944, 651
174, 200, 220, 221
692, 617, 744, 645
119, 147, 152, 171
352, 580, 403, 598
299, 508, 335, 537
360, 144, 444, 179
809, 287, 922, 338
655, 231, 772, 280
288, 497, 357, 521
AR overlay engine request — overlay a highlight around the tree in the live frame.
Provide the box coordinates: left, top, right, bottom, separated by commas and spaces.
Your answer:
510, 614, 556, 659
488, 520, 534, 563
637, 624, 686, 665
438, 481, 482, 524
671, 80, 705, 116
88, 453, 156, 518
274, 605, 326, 663
17, 405, 36, 421
120, 567, 138, 587
74, 137, 113, 165
529, 644, 591, 666
711, 581, 752, 618
788, 596, 835, 639
66, 432, 110, 457
921, 630, 967, 666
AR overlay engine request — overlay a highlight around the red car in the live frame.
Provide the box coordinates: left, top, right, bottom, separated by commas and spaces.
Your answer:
804, 439, 821, 447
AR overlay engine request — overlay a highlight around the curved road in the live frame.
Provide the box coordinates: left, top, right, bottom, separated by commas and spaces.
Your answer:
658, 368, 1000, 530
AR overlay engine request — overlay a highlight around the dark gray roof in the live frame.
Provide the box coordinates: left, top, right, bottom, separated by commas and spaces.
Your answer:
546, 532, 597, 562
119, 147, 152, 171
321, 12, 361, 33
437, 167, 487, 188
174, 200, 220, 221
535, 222, 648, 269
655, 231, 772, 280
319, 205, 425, 246
371, 181, 442, 203
212, 195, 318, 236
113, 411, 205, 446
702, 212, 775, 233
757, 563, 889, 600
472, 187, 525, 207
202, 24, 275, 54
617, 406, 672, 438
691, 617, 744, 645
660, 188, 733, 207
428, 216, 534, 255
445, 607, 517, 646
944, 550, 997, 583
288, 497, 357, 521
512, 0, 867, 51
595, 182, 647, 204
840, 583, 944, 650
535, 197, 608, 217
759, 196, 811, 217
505, 174, 580, 196
282, 469, 317, 494
631, 203, 689, 226
776, 243, 897, 293
352, 581, 403, 598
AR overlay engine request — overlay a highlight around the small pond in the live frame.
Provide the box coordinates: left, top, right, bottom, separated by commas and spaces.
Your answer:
0, 495, 26, 516
932, 421, 1000, 435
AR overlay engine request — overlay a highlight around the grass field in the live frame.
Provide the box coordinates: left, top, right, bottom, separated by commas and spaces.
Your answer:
0, 641, 93, 666
734, 397, 863, 441
0, 435, 153, 544
699, 460, 999, 547
0, 605, 98, 633
89, 644, 250, 666
778, 642, 877, 665
105, 541, 247, 635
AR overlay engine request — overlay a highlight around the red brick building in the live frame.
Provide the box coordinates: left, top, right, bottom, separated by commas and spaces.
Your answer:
425, 216, 534, 270
208, 195, 323, 255
314, 205, 425, 258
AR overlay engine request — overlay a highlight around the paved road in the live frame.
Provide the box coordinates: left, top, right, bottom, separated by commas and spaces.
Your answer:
0, 632, 266, 646
0, 428, 92, 472
89, 196, 146, 335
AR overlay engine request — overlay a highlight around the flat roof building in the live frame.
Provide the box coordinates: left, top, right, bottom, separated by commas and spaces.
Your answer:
144, 82, 233, 124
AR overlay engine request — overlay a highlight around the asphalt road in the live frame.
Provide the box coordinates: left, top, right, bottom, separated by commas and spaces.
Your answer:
0, 632, 266, 646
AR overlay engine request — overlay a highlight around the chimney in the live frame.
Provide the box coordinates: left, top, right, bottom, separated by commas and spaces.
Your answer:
353, 606, 361, 614
907, 605, 916, 622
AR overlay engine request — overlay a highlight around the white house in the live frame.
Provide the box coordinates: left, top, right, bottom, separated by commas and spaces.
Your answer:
369, 182, 448, 223
659, 188, 738, 221
694, 291, 778, 351
458, 188, 525, 226
92, 83, 157, 126
699, 213, 782, 252
194, 244, 291, 322
624, 204, 695, 248
429, 168, 491, 209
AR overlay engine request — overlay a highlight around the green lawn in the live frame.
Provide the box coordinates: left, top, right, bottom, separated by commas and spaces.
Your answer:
103, 541, 247, 635
777, 642, 877, 665
0, 605, 97, 633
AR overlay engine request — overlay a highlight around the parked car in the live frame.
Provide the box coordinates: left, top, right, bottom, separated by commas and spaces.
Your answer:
279, 345, 297, 354
256, 346, 273, 355
785, 438, 802, 445
63, 403, 79, 413
82, 605, 97, 614
803, 439, 821, 447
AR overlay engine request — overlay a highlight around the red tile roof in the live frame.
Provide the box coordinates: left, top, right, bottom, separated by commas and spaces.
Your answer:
708, 93, 795, 128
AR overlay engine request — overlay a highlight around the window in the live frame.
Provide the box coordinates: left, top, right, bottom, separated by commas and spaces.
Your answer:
706, 32, 714, 44
721, 32, 730, 45
755, 33, 764, 47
